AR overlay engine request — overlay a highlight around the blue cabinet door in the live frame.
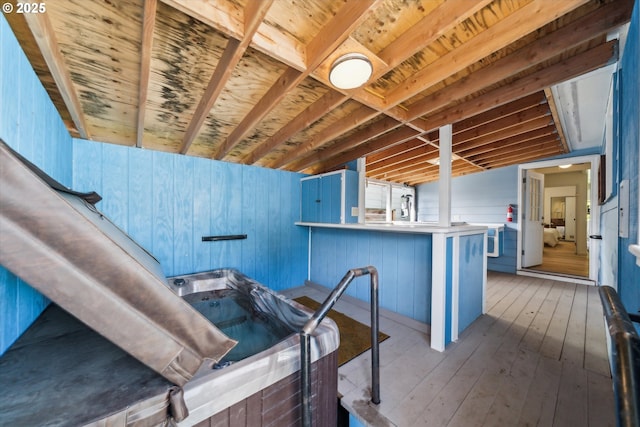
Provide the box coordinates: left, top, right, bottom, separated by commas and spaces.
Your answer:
301, 178, 320, 222
343, 170, 359, 223
300, 170, 360, 223
320, 173, 342, 223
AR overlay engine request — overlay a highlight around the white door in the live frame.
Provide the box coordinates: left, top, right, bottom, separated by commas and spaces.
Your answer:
522, 170, 544, 267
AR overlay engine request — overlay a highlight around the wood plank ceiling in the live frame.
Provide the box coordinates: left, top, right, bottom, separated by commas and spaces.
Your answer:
4, 0, 633, 185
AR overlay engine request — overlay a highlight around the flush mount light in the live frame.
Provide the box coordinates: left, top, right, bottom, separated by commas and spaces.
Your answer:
426, 154, 460, 165
329, 53, 373, 90
559, 164, 572, 169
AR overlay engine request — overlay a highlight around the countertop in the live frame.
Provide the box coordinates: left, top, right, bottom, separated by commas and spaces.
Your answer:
296, 221, 490, 235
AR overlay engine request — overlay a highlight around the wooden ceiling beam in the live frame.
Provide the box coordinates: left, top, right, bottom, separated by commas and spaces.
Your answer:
304, 33, 617, 177
480, 147, 564, 169
405, 0, 633, 122
384, 0, 590, 107
368, 144, 439, 176
160, 0, 243, 39
385, 161, 482, 185
365, 107, 553, 176
23, 11, 90, 139
420, 40, 618, 133
456, 128, 558, 158
478, 138, 562, 162
136, 0, 157, 148
269, 104, 380, 169
178, 0, 274, 155
451, 93, 547, 135
472, 139, 561, 163
162, 0, 306, 69
307, 116, 405, 165
400, 163, 485, 186
285, 116, 405, 172
288, 38, 615, 179
214, 66, 303, 159
453, 115, 554, 152
258, 0, 490, 168
377, 0, 493, 70
367, 138, 428, 165
370, 148, 487, 181
373, 162, 439, 183
287, 117, 408, 173
304, 126, 421, 174
285, 0, 594, 170
368, 149, 439, 179
452, 103, 551, 146
241, 91, 348, 165
215, 0, 380, 160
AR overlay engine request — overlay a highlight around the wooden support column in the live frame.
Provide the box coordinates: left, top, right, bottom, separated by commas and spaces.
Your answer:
439, 124, 452, 227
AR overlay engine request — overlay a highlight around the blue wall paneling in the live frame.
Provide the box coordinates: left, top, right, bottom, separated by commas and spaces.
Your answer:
0, 15, 72, 354
308, 227, 433, 324
417, 166, 519, 274
457, 234, 486, 333
71, 138, 308, 292
616, 0, 640, 313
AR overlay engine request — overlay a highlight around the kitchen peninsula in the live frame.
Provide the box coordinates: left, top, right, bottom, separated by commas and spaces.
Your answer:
296, 221, 488, 351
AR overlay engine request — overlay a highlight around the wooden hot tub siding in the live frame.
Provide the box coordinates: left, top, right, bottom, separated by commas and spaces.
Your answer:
195, 351, 338, 427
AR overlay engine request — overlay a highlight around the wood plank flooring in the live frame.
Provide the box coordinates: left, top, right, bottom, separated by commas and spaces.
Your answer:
282, 272, 614, 426
534, 241, 589, 277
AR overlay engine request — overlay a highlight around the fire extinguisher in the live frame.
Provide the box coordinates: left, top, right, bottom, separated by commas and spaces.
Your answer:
507, 205, 513, 222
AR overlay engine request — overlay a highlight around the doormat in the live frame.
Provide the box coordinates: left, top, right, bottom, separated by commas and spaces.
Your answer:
294, 296, 390, 366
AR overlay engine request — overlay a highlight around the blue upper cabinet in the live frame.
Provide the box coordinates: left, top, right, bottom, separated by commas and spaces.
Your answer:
300, 170, 359, 224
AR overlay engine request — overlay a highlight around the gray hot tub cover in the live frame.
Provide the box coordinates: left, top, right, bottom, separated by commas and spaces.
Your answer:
0, 140, 236, 386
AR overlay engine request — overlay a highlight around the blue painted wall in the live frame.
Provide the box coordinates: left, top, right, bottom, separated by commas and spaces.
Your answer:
416, 166, 519, 273
616, 0, 640, 314
0, 12, 308, 355
0, 15, 71, 354
458, 233, 485, 333
309, 227, 432, 324
72, 138, 308, 290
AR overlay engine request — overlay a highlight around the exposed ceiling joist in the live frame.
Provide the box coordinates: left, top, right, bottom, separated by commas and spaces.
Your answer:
22, 10, 90, 139
7, 0, 632, 186
136, 0, 157, 148
383, 0, 591, 107
179, 0, 274, 155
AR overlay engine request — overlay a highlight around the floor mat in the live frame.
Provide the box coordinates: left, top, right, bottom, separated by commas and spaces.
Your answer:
294, 296, 390, 366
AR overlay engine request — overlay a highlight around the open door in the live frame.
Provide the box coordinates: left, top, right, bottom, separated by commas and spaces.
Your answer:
522, 170, 544, 267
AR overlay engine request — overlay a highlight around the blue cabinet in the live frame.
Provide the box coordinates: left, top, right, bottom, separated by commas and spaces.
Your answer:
301, 170, 359, 224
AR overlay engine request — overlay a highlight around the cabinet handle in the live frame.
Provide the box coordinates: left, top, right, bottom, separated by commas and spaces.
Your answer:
315, 199, 321, 203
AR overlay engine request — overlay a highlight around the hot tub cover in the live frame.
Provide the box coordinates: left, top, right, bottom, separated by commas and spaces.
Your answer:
0, 140, 236, 386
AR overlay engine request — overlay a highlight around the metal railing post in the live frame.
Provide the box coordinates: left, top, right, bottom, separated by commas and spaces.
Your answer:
300, 266, 380, 427
599, 286, 640, 427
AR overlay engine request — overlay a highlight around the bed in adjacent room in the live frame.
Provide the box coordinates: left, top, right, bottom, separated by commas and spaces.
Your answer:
543, 227, 562, 247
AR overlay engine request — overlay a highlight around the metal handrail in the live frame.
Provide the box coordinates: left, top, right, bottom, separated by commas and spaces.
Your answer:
300, 266, 380, 427
598, 286, 640, 427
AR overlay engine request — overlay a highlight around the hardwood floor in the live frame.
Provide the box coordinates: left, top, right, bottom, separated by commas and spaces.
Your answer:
533, 241, 589, 277
283, 272, 614, 426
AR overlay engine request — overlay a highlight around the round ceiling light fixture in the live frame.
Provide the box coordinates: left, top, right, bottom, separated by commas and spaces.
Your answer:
329, 53, 373, 90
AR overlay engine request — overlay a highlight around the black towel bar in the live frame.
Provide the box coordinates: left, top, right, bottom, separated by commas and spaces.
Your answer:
202, 234, 247, 242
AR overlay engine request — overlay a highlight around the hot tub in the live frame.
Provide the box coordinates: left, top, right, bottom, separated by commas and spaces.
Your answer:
169, 268, 340, 426
0, 141, 339, 426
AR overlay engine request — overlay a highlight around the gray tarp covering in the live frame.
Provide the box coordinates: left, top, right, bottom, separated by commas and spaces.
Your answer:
0, 140, 236, 386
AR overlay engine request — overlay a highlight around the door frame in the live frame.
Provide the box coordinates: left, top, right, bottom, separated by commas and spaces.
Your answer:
516, 154, 601, 284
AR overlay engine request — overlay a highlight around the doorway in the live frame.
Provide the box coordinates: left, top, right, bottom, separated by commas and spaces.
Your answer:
517, 155, 600, 284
